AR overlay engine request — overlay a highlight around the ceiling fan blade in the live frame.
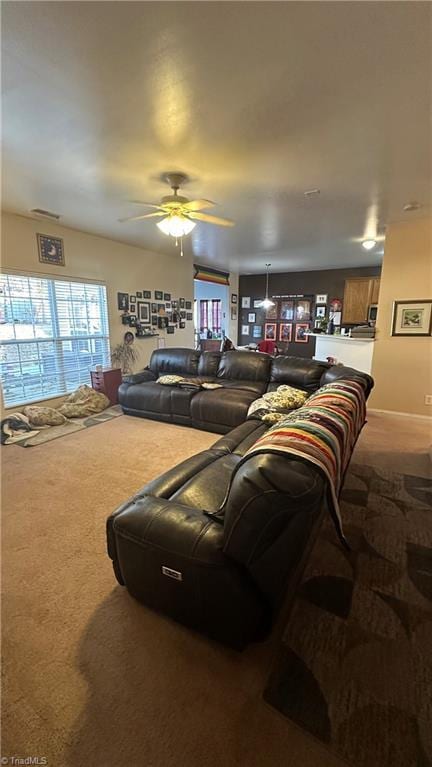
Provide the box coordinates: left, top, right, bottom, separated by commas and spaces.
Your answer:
127, 200, 164, 209
182, 199, 216, 212
118, 212, 165, 223
188, 211, 235, 227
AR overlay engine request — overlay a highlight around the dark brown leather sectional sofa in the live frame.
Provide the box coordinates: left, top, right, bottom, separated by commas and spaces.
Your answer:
108, 348, 373, 648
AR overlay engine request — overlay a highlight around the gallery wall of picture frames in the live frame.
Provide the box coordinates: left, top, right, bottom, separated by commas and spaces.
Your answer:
238, 294, 343, 344
117, 290, 193, 338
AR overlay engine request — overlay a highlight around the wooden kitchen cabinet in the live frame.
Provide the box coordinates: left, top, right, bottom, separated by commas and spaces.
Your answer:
342, 277, 380, 324
370, 277, 381, 304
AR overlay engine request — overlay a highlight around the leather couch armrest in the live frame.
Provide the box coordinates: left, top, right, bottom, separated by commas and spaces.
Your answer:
107, 495, 224, 568
122, 368, 156, 385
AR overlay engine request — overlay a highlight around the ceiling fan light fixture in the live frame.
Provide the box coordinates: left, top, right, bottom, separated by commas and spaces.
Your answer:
157, 215, 196, 238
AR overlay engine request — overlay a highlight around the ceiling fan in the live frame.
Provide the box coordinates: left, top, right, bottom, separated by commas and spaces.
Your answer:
119, 173, 234, 251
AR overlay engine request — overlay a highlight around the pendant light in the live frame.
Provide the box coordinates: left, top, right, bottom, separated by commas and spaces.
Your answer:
257, 264, 275, 310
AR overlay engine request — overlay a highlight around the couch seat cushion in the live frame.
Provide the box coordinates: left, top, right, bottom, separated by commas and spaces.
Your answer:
190, 388, 261, 431
120, 381, 197, 418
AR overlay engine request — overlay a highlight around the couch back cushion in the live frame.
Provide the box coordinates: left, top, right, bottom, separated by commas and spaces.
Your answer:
320, 364, 374, 396
198, 351, 221, 378
269, 355, 329, 393
149, 348, 200, 377
217, 351, 272, 382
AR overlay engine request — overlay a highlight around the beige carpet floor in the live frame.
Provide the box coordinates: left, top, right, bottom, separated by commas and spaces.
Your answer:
1, 412, 431, 767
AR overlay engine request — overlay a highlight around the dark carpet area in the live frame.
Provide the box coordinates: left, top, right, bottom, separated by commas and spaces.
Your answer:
264, 464, 432, 767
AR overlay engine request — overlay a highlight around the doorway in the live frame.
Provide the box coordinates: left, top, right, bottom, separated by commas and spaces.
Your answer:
193, 280, 229, 350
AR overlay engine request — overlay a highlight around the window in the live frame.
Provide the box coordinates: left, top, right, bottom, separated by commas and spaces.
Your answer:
0, 273, 110, 407
199, 299, 222, 335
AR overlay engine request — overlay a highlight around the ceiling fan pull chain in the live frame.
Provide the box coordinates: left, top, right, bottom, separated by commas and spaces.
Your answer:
180, 237, 184, 257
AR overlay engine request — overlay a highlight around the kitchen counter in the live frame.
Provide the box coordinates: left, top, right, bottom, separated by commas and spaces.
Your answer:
310, 333, 375, 373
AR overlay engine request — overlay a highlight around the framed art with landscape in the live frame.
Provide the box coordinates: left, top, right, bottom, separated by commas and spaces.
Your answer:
391, 300, 432, 336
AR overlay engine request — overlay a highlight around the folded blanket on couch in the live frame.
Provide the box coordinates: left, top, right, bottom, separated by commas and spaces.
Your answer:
239, 379, 367, 546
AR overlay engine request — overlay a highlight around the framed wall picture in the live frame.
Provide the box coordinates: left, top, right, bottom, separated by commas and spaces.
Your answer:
155, 291, 163, 300
151, 303, 157, 313
179, 298, 185, 308
151, 315, 158, 326
231, 293, 237, 304
265, 301, 278, 320
316, 294, 328, 305
253, 325, 262, 338
279, 323, 292, 342
295, 323, 309, 343
117, 292, 129, 311
130, 303, 136, 314
241, 325, 250, 335
143, 290, 151, 299
264, 322, 276, 340
185, 301, 192, 310
37, 233, 65, 266
186, 312, 193, 321
280, 300, 294, 321
166, 325, 175, 334
137, 301, 150, 323
241, 297, 251, 309
130, 295, 136, 303
164, 293, 171, 301
231, 306, 237, 321
391, 300, 432, 336
316, 306, 326, 318
136, 291, 143, 299
253, 298, 263, 309
295, 300, 311, 322
248, 312, 256, 323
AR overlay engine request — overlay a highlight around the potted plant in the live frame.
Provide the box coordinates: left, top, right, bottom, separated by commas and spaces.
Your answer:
315, 318, 328, 333
110, 332, 139, 375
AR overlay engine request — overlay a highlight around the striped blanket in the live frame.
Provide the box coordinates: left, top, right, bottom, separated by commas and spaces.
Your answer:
240, 380, 367, 545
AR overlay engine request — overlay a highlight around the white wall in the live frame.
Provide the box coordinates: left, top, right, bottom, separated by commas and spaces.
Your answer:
1, 212, 195, 409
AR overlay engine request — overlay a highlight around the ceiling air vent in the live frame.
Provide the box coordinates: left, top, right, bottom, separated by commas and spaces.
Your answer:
30, 208, 61, 220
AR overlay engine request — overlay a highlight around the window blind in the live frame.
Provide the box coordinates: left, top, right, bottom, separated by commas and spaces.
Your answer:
0, 273, 110, 407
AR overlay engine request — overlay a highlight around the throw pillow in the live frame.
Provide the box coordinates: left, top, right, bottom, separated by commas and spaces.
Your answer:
156, 375, 185, 385
262, 385, 308, 410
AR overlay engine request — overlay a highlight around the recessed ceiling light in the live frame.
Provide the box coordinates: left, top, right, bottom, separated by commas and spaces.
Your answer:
403, 201, 421, 211
362, 239, 377, 251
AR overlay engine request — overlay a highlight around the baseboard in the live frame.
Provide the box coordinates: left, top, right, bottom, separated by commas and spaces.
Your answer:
368, 408, 432, 422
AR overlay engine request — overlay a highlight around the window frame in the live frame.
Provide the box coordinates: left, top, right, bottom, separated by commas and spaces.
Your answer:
0, 272, 110, 408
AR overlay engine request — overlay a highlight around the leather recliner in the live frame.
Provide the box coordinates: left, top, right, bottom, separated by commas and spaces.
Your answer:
107, 420, 327, 649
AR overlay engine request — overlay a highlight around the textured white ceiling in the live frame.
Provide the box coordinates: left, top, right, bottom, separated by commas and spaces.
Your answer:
2, 1, 431, 273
